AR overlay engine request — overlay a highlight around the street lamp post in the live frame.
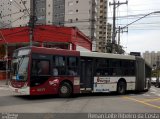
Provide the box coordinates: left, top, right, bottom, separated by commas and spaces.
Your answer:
115, 11, 160, 54
121, 11, 160, 31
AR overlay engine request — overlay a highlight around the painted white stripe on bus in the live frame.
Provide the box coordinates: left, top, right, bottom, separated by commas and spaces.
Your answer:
93, 76, 136, 92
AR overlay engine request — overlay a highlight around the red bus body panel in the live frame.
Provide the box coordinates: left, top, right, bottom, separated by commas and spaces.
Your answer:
30, 77, 80, 95
29, 47, 81, 95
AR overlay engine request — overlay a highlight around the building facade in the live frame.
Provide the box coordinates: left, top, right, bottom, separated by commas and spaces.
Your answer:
95, 0, 108, 52
64, 0, 97, 51
10, 0, 30, 27
1, 0, 109, 52
143, 51, 160, 68
10, 0, 47, 27
10, 0, 65, 27
53, 0, 65, 25
0, 0, 12, 28
65, 0, 108, 52
107, 23, 112, 44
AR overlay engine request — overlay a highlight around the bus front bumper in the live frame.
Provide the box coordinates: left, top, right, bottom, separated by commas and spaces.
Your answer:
9, 85, 30, 95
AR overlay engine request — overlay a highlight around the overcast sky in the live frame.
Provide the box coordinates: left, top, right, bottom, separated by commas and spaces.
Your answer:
108, 0, 160, 53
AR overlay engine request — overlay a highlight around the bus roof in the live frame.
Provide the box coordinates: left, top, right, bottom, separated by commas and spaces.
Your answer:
80, 51, 136, 60
15, 46, 135, 60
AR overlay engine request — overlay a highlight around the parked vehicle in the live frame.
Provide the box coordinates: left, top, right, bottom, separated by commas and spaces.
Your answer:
155, 78, 160, 88
151, 77, 157, 85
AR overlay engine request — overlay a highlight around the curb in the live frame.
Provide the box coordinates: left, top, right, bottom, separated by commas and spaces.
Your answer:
0, 85, 8, 87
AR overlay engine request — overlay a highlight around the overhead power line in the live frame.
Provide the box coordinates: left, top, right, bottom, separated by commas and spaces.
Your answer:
13, 0, 24, 10
20, 0, 30, 15
2, 14, 29, 28
0, 11, 23, 19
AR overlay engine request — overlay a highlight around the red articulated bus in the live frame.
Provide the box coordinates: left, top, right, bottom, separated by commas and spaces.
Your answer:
9, 46, 151, 97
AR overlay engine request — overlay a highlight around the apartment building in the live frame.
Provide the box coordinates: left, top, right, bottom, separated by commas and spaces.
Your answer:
143, 51, 160, 68
9, 0, 64, 27
11, 0, 50, 27
65, 0, 108, 52
0, 0, 12, 28
95, 0, 108, 52
10, 0, 30, 27
52, 0, 65, 25
107, 23, 112, 43
65, 0, 97, 50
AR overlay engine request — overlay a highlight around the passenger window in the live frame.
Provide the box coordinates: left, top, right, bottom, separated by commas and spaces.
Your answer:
53, 56, 66, 76
32, 60, 50, 75
67, 57, 78, 76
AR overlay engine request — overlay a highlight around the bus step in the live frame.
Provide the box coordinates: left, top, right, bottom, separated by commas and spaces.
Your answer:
80, 88, 92, 93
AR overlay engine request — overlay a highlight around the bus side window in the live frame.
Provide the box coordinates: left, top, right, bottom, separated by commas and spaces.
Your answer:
32, 60, 50, 75
38, 61, 50, 75
95, 59, 109, 76
67, 57, 78, 76
53, 68, 58, 76
32, 60, 37, 75
53, 56, 66, 76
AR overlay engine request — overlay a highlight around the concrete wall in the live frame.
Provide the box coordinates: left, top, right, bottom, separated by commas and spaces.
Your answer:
65, 0, 93, 38
11, 0, 30, 27
0, 0, 12, 28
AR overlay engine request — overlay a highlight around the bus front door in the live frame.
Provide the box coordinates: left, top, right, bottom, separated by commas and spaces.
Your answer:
80, 59, 93, 90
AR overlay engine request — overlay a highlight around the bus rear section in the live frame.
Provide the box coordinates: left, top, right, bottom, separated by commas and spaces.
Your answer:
79, 52, 151, 94
79, 53, 137, 95
135, 57, 151, 92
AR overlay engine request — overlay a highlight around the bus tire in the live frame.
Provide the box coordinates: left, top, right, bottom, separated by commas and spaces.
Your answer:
59, 82, 72, 98
117, 81, 126, 95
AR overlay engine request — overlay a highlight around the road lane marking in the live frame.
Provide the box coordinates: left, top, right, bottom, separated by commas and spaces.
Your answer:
142, 94, 150, 96
123, 96, 160, 110
0, 87, 9, 90
143, 98, 160, 102
150, 88, 157, 92
156, 94, 160, 97
150, 92, 156, 94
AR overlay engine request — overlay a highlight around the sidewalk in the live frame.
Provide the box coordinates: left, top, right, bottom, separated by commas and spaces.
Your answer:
0, 80, 8, 87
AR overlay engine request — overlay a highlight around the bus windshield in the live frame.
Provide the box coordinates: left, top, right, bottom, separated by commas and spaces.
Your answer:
12, 56, 29, 81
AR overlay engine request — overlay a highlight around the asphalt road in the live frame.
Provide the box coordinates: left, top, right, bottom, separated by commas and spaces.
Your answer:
0, 85, 160, 114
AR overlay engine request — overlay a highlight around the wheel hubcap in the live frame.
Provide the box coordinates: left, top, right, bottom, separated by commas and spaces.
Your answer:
120, 86, 124, 92
119, 84, 124, 93
61, 86, 68, 94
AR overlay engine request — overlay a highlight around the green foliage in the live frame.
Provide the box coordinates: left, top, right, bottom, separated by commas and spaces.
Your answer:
152, 69, 160, 77
106, 43, 125, 54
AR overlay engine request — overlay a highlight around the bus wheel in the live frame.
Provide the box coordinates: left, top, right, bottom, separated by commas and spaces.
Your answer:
59, 82, 72, 98
117, 81, 126, 95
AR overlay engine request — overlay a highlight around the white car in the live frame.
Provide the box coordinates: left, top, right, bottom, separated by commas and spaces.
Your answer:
151, 77, 157, 85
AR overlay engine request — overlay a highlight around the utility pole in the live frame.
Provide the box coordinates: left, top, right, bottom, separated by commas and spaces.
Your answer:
29, 0, 37, 46
117, 26, 128, 46
109, 0, 128, 53
117, 26, 128, 54
118, 26, 121, 46
0, 31, 8, 84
